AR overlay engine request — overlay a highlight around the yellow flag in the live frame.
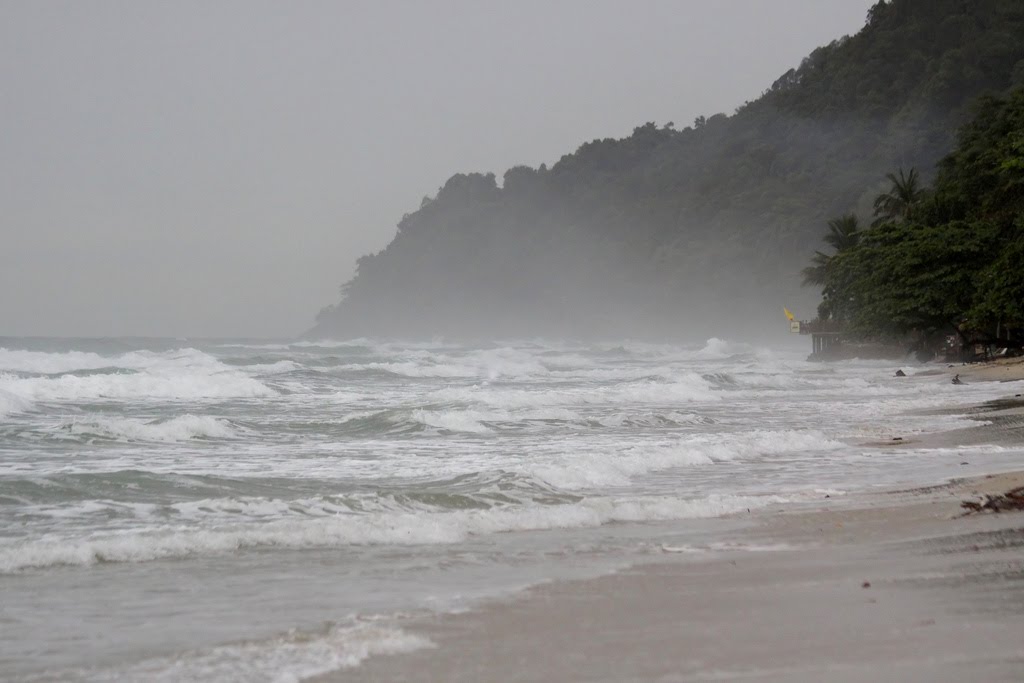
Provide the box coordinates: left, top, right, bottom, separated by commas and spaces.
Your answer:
783, 307, 795, 321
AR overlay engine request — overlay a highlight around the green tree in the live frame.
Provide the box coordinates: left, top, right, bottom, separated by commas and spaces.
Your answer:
871, 168, 926, 226
801, 214, 861, 286
309, 1, 1024, 340
814, 89, 1024, 347
801, 214, 861, 321
800, 251, 830, 288
830, 220, 994, 338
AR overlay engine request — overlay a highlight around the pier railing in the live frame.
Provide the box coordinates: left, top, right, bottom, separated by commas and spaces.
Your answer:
791, 318, 845, 355
795, 319, 845, 335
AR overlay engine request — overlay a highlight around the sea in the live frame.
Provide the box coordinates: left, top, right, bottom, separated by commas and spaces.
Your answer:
2, 336, 1022, 681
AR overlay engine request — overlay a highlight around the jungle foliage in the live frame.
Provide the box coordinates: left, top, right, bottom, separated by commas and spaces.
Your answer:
312, 0, 1024, 339
816, 88, 1024, 344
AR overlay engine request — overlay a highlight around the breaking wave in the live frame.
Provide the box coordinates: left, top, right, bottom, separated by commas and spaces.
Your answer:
0, 493, 784, 573
56, 415, 240, 443
427, 375, 720, 409
0, 387, 31, 418
0, 347, 273, 412
53, 621, 433, 682
527, 429, 844, 489
0, 370, 273, 403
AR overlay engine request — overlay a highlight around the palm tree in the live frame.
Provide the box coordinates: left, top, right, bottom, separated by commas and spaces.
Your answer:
801, 214, 860, 287
801, 250, 831, 287
822, 213, 861, 251
872, 168, 925, 226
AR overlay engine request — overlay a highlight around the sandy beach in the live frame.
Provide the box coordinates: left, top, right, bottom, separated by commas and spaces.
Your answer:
952, 356, 1024, 384
320, 361, 1024, 683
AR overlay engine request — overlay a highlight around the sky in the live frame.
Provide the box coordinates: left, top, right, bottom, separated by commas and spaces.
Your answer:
1, 0, 875, 338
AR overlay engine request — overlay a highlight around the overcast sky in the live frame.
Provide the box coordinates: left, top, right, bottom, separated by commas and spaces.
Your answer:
1, 0, 874, 338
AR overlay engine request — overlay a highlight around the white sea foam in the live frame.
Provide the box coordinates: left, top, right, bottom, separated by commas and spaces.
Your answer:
537, 352, 594, 369
0, 370, 273, 403
357, 361, 480, 378
410, 409, 494, 433
0, 493, 783, 573
0, 387, 32, 417
0, 348, 125, 374
322, 390, 366, 403
529, 429, 844, 489
67, 621, 433, 683
8, 336, 1024, 681
170, 497, 324, 519
661, 541, 803, 554
406, 406, 579, 433
17, 500, 160, 523
428, 374, 719, 409
0, 347, 213, 374
350, 346, 552, 379
59, 415, 239, 442
549, 365, 677, 381
594, 410, 714, 428
244, 360, 302, 375
0, 348, 274, 407
291, 338, 377, 348
466, 347, 550, 378
694, 337, 742, 359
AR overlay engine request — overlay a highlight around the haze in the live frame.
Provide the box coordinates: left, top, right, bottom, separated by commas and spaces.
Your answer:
1, 0, 873, 338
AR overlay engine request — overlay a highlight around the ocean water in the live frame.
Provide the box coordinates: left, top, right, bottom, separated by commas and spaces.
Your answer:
2, 336, 1022, 681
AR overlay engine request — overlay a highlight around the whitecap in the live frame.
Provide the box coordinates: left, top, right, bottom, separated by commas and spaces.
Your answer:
0, 493, 785, 573
58, 415, 240, 443
2, 350, 271, 403
58, 621, 433, 682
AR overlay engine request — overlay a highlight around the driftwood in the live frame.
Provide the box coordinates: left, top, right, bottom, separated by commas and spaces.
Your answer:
960, 486, 1024, 515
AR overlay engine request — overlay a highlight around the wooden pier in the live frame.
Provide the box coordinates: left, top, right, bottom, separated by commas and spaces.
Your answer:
788, 316, 845, 356
810, 332, 842, 355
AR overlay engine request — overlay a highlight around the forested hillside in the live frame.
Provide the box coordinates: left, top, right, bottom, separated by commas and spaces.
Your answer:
310, 0, 1024, 340
811, 87, 1024, 350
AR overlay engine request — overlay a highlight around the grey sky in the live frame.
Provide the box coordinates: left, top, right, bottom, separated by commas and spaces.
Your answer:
1, 0, 874, 338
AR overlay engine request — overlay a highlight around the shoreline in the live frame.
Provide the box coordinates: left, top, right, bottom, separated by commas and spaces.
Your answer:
323, 472, 1024, 683
946, 355, 1024, 384
319, 372, 1024, 682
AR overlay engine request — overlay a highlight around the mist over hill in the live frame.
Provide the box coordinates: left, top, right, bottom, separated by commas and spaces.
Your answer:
309, 0, 1024, 341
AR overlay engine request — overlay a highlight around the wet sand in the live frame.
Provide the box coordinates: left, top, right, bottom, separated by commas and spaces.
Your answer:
318, 388, 1024, 682
322, 472, 1024, 682
951, 356, 1024, 383
866, 355, 1024, 449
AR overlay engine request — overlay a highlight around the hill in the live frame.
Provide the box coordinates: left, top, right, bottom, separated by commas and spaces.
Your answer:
309, 0, 1024, 340
811, 86, 1024, 354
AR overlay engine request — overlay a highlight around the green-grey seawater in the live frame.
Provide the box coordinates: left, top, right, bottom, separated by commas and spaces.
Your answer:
2, 337, 1022, 681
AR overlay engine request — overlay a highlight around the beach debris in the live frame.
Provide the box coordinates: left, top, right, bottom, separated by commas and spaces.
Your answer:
660, 544, 701, 553
960, 486, 1024, 515
892, 437, 903, 441
951, 374, 964, 385
895, 369, 906, 377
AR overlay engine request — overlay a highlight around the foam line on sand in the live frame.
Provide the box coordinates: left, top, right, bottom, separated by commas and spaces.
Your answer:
314, 466, 1024, 682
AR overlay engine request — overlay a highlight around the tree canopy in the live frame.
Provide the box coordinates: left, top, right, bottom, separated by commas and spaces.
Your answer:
814, 88, 1024, 344
311, 0, 1024, 339
800, 214, 860, 285
872, 169, 927, 226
